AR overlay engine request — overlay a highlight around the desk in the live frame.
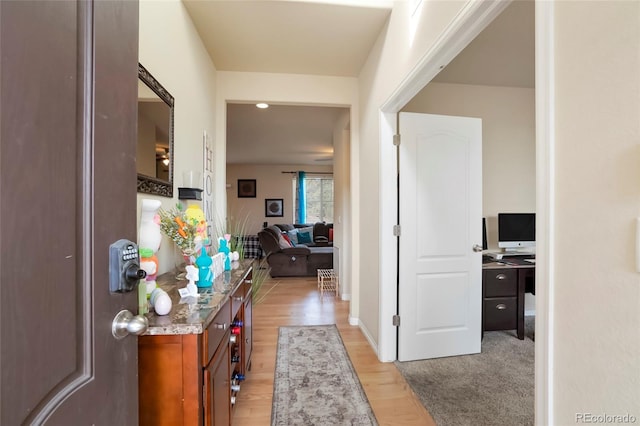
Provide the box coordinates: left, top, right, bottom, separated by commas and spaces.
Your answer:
482, 258, 535, 340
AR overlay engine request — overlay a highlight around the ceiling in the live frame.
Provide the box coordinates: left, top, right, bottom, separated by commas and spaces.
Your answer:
182, 0, 393, 77
431, 0, 534, 88
226, 103, 348, 165
182, 0, 533, 165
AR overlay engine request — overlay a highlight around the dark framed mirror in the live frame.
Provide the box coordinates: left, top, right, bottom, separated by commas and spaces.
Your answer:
137, 63, 174, 197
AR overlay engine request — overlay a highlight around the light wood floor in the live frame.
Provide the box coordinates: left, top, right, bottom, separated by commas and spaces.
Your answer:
232, 275, 436, 426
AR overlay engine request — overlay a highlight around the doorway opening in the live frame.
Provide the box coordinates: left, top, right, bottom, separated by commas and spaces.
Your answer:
377, 0, 548, 422
225, 102, 352, 299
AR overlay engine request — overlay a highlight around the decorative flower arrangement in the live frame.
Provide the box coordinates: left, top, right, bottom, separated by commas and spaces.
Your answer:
213, 213, 249, 260
158, 203, 209, 259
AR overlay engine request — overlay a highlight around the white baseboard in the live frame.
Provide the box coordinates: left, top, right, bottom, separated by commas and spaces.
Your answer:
348, 314, 359, 326
349, 314, 380, 359
357, 321, 379, 358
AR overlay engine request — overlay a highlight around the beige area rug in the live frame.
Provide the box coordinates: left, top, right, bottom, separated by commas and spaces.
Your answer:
271, 325, 378, 426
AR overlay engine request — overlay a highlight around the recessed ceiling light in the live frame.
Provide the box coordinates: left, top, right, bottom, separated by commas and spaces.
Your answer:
256, 103, 269, 109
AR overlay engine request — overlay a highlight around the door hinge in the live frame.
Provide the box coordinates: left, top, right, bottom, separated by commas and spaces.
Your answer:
393, 134, 401, 146
392, 315, 401, 326
393, 225, 401, 236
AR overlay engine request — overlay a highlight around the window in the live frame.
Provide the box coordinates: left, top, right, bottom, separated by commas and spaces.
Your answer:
293, 174, 334, 223
305, 176, 333, 223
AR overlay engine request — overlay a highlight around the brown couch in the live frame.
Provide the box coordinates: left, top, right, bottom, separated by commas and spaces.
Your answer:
257, 225, 333, 277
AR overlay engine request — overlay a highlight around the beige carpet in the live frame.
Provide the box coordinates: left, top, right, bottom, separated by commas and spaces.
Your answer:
395, 316, 535, 426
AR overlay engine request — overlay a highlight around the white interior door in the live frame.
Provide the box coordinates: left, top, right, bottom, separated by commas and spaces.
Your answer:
398, 112, 482, 361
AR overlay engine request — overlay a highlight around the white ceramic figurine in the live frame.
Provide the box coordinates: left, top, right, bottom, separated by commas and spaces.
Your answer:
185, 264, 200, 297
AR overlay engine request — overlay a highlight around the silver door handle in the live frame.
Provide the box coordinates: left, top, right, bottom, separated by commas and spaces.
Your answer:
112, 309, 148, 339
473, 244, 483, 252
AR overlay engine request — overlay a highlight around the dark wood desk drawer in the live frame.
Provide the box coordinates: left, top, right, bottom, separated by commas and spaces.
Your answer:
483, 269, 517, 297
483, 297, 517, 330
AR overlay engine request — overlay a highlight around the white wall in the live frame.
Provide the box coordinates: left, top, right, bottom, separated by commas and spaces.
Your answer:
357, 0, 470, 347
226, 164, 332, 235
551, 1, 640, 422
333, 110, 352, 299
138, 0, 218, 274
403, 82, 536, 312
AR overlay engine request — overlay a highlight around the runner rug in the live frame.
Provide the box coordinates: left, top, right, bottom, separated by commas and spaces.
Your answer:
271, 325, 378, 426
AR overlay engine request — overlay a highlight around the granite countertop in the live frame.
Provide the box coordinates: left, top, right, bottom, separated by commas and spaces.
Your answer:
142, 259, 253, 336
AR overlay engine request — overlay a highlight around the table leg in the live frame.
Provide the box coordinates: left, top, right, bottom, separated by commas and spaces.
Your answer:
517, 269, 525, 340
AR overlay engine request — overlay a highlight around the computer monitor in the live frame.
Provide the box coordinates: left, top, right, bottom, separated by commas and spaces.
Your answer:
498, 213, 535, 250
482, 217, 488, 250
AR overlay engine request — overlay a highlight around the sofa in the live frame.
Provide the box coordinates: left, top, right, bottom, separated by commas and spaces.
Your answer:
257, 224, 333, 277
275, 223, 333, 246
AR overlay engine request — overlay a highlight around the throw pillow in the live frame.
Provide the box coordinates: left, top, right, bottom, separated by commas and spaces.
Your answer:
287, 229, 299, 245
282, 233, 295, 247
278, 233, 292, 249
297, 231, 312, 244
329, 228, 334, 242
296, 226, 314, 239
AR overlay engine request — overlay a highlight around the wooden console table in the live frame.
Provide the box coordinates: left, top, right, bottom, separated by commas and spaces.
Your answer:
482, 258, 535, 340
138, 260, 254, 425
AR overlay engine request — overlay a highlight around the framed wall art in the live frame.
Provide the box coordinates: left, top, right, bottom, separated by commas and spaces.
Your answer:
237, 179, 256, 198
265, 198, 284, 217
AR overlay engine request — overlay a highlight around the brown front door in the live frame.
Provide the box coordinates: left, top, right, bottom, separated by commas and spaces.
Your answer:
1, 1, 140, 424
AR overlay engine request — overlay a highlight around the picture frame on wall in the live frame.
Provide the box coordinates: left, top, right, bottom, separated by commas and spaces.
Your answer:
265, 198, 284, 217
237, 179, 256, 198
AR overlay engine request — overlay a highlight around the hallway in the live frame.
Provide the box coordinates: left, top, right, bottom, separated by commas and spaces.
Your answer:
232, 274, 435, 425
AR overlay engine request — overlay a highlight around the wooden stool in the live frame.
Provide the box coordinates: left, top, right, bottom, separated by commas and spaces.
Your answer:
317, 269, 338, 300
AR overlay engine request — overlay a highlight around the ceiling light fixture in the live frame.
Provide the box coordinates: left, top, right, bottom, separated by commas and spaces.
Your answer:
256, 103, 269, 109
